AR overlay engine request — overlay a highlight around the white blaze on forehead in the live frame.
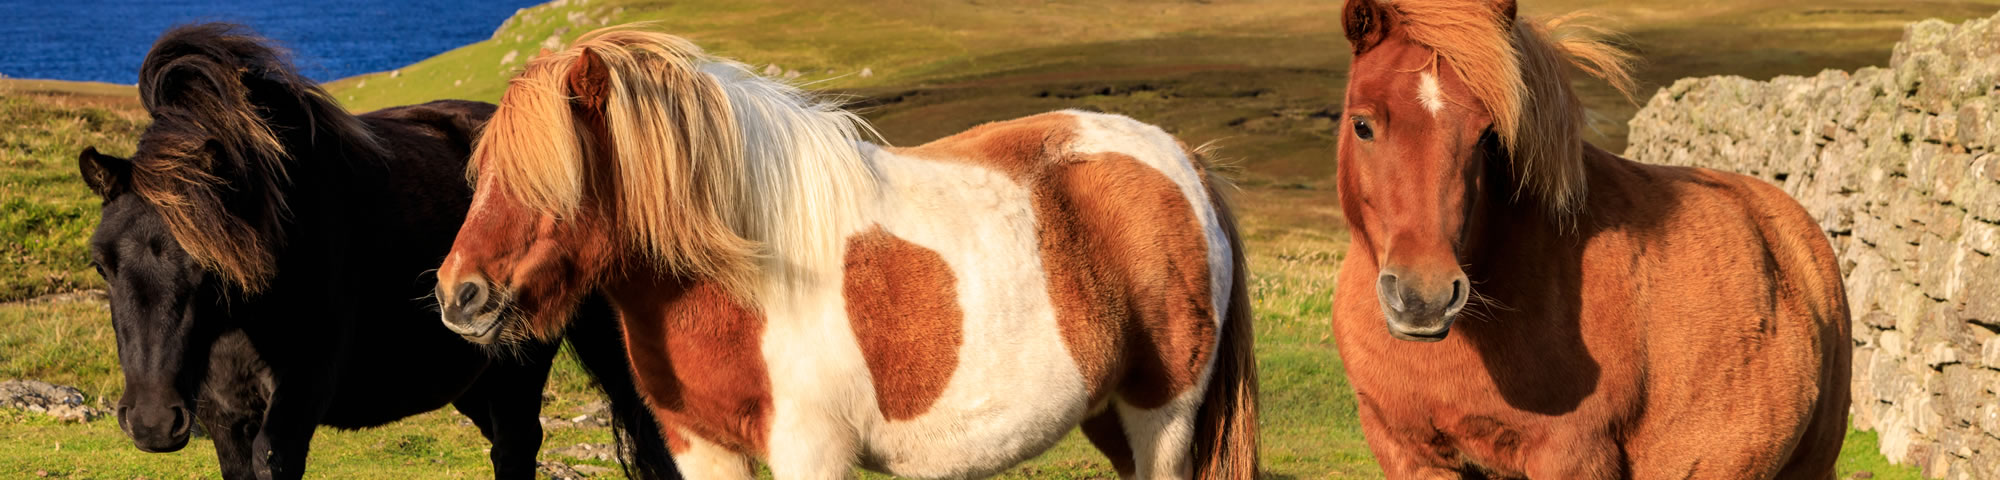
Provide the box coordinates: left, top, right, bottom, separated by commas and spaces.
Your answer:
1418, 72, 1445, 115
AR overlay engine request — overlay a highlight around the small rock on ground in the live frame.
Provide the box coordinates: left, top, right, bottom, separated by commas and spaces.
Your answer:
537, 461, 586, 480
0, 380, 108, 422
549, 442, 617, 462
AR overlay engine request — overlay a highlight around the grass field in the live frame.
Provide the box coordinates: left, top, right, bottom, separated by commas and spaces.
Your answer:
5, 0, 1996, 477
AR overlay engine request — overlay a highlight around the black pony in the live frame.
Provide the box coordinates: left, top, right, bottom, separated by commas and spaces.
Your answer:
76, 24, 675, 479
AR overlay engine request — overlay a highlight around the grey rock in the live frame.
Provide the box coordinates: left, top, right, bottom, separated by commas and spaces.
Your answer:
548, 442, 617, 462
538, 461, 586, 480
0, 380, 108, 423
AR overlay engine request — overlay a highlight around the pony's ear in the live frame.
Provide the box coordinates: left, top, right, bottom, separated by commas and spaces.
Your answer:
1493, 0, 1518, 27
78, 147, 131, 198
566, 48, 611, 113
1343, 0, 1392, 55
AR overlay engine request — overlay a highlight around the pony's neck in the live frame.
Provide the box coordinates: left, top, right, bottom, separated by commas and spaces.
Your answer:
1461, 144, 1593, 290
1459, 142, 1652, 331
705, 63, 880, 303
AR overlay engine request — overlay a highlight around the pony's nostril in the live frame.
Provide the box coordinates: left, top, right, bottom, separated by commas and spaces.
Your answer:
169, 406, 190, 436
456, 282, 482, 310
1377, 273, 1407, 312
1449, 278, 1467, 309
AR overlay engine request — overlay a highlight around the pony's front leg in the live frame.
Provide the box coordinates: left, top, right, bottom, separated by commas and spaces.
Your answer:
667, 426, 754, 480
198, 406, 263, 480
250, 379, 334, 480
1355, 402, 1465, 480
762, 407, 858, 480
1521, 431, 1621, 480
452, 341, 555, 480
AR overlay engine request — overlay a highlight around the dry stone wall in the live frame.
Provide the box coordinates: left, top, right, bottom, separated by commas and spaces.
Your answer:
1625, 11, 2000, 479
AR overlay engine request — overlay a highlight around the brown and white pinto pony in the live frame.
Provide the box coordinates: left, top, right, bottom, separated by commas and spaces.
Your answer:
430, 28, 1258, 479
1331, 0, 1851, 478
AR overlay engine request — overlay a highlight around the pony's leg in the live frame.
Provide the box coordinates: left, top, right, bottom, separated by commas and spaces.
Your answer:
198, 407, 262, 480
1355, 401, 1463, 480
762, 410, 857, 480
668, 427, 754, 480
454, 342, 557, 480
250, 385, 331, 480
1111, 394, 1202, 480
1081, 409, 1137, 479
1521, 431, 1620, 480
198, 332, 269, 480
564, 297, 680, 479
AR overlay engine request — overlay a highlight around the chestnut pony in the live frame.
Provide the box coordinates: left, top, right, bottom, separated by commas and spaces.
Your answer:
432, 28, 1258, 479
1331, 0, 1850, 478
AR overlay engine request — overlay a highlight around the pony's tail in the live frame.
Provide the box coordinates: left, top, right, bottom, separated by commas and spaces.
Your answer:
1192, 176, 1259, 480
564, 296, 682, 480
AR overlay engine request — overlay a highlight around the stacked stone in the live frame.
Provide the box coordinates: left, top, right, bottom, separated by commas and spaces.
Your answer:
1625, 11, 2000, 479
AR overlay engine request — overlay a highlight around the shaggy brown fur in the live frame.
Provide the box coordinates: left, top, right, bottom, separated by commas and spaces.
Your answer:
1334, 1, 1850, 478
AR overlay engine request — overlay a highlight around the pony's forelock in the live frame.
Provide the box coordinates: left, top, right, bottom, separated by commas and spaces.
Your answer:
472, 54, 587, 217
1378, 1, 1635, 218
476, 27, 877, 304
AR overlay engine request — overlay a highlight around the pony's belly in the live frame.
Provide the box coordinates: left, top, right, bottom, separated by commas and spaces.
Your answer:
859, 364, 1093, 479
853, 264, 1094, 478
862, 409, 1087, 478
840, 146, 1095, 478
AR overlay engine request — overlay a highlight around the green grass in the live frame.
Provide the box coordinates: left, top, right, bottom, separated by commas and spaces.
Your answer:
0, 88, 145, 302
1840, 426, 1923, 480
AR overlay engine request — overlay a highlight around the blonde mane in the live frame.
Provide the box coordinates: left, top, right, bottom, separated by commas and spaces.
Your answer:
1384, 1, 1635, 216
474, 27, 878, 302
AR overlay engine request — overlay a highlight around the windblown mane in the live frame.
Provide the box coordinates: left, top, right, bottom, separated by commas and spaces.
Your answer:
476, 27, 877, 302
1379, 1, 1635, 216
132, 23, 382, 291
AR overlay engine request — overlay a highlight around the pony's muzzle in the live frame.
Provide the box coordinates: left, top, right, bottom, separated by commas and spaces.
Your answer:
438, 275, 503, 344
117, 402, 192, 453
1376, 268, 1469, 342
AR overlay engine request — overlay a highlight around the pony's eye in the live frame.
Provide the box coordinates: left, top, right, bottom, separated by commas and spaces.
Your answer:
1353, 117, 1375, 141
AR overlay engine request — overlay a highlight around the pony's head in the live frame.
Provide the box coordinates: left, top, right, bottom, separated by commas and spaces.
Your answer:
1337, 0, 1631, 341
77, 23, 373, 452
434, 29, 758, 344
80, 147, 215, 453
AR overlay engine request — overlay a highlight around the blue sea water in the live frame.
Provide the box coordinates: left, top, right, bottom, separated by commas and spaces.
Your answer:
0, 0, 545, 84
